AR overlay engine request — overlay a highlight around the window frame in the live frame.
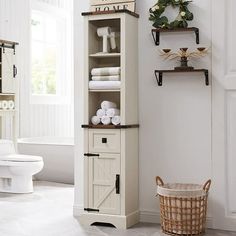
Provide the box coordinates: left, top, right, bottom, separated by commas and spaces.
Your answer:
30, 0, 73, 105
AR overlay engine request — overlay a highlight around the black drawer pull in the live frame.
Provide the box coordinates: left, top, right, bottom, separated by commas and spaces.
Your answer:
102, 138, 107, 144
84, 153, 99, 157
116, 174, 120, 194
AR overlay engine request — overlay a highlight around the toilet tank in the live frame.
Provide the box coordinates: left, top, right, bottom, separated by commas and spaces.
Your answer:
0, 140, 16, 155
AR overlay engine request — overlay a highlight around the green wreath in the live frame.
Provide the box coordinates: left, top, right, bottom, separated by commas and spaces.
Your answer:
149, 0, 194, 29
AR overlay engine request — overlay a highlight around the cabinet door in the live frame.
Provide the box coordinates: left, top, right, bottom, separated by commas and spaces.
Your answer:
88, 153, 121, 215
1, 48, 16, 93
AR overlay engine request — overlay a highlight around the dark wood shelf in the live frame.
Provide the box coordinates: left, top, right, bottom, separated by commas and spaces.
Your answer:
82, 124, 139, 129
154, 69, 209, 86
151, 27, 199, 46
82, 10, 139, 18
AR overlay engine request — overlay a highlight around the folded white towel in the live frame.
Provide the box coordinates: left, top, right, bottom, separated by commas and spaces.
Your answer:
92, 75, 120, 81
1, 100, 8, 110
91, 67, 121, 76
91, 116, 101, 125
101, 101, 117, 110
8, 100, 15, 110
89, 81, 121, 90
96, 109, 106, 118
106, 108, 120, 118
112, 116, 121, 125
101, 116, 111, 125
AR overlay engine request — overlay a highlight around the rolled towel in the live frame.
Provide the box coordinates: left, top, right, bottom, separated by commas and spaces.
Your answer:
1, 100, 8, 110
92, 75, 120, 81
89, 81, 121, 90
101, 116, 111, 125
101, 101, 117, 110
91, 116, 101, 125
106, 108, 120, 118
91, 67, 120, 76
8, 100, 15, 110
96, 109, 106, 118
112, 116, 121, 125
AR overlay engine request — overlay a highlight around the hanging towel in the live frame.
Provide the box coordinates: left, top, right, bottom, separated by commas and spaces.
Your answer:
92, 75, 120, 81
89, 81, 121, 90
91, 116, 101, 125
106, 108, 120, 118
112, 116, 121, 125
101, 101, 117, 110
101, 116, 111, 125
96, 109, 106, 118
91, 67, 121, 76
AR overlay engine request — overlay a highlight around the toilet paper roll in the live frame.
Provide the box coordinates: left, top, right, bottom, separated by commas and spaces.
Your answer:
1, 100, 8, 110
91, 116, 101, 125
8, 100, 15, 110
101, 116, 111, 125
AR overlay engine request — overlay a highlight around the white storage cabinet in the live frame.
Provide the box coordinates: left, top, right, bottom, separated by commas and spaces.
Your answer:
79, 10, 139, 229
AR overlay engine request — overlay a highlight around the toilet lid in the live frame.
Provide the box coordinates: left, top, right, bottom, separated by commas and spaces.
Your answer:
0, 154, 43, 162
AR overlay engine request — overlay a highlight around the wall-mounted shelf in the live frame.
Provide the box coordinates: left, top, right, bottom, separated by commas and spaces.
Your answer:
151, 27, 200, 46
154, 69, 209, 86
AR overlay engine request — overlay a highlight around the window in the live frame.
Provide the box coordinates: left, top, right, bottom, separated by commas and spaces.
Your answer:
31, 1, 73, 104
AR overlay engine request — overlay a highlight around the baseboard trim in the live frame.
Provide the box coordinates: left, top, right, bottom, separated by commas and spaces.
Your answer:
139, 210, 213, 228
73, 204, 84, 217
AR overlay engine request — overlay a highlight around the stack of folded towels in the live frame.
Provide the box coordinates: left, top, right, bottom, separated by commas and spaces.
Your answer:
91, 101, 121, 126
89, 67, 121, 90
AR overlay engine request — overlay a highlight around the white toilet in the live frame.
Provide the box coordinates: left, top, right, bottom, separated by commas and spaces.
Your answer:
0, 140, 44, 193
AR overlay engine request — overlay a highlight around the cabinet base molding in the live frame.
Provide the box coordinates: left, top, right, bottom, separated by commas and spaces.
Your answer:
78, 211, 139, 229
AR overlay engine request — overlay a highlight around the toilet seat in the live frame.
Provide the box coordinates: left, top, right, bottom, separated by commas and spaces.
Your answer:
0, 154, 43, 162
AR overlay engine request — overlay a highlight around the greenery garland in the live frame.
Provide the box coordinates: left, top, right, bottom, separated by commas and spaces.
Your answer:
149, 0, 194, 29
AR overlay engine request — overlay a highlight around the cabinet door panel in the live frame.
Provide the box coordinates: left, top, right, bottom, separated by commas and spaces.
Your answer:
88, 153, 121, 215
1, 49, 16, 93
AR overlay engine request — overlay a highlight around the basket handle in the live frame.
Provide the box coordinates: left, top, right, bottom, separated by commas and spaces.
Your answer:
203, 179, 211, 193
156, 176, 164, 186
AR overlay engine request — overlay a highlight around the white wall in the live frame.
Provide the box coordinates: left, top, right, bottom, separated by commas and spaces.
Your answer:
136, 0, 212, 222
0, 0, 74, 139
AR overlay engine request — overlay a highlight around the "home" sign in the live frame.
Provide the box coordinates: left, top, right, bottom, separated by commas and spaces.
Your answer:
90, 0, 136, 12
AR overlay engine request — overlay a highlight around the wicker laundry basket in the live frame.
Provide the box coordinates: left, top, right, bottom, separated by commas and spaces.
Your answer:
156, 176, 211, 236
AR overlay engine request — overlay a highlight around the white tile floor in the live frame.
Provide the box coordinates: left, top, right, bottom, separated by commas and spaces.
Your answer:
0, 181, 235, 236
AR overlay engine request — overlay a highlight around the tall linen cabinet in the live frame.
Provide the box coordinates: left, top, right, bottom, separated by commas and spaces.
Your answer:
79, 11, 139, 229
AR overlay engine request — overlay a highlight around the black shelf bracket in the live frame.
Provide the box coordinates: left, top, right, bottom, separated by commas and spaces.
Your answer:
155, 71, 163, 86
152, 30, 160, 46
194, 28, 200, 44
204, 70, 209, 86
154, 69, 209, 86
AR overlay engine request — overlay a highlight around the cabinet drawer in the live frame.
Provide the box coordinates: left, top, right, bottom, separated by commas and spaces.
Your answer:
89, 129, 120, 153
